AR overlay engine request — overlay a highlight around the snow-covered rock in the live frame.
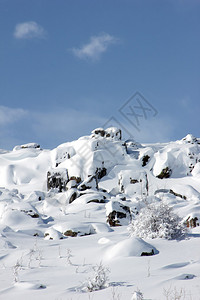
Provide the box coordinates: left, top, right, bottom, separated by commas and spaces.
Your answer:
104, 237, 158, 261
106, 200, 131, 226
91, 127, 122, 140
13, 142, 41, 151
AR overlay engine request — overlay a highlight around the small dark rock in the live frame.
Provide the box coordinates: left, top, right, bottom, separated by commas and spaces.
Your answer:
142, 155, 150, 167
130, 178, 139, 184
141, 249, 155, 256
64, 230, 78, 237
157, 167, 172, 179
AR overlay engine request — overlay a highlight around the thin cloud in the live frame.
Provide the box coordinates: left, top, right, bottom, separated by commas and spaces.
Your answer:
72, 33, 118, 61
14, 21, 46, 39
0, 106, 28, 126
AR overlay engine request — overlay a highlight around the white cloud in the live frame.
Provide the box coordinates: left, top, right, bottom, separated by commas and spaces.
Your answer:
123, 116, 175, 143
0, 106, 28, 126
14, 21, 46, 39
72, 33, 118, 60
31, 109, 106, 139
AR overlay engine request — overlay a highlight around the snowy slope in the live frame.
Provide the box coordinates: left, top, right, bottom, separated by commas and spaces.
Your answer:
0, 128, 200, 300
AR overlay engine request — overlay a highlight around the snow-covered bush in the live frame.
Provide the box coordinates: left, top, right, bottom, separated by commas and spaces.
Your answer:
128, 202, 186, 240
83, 262, 110, 292
131, 289, 144, 300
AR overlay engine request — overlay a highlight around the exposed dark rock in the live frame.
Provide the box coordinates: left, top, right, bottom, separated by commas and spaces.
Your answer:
107, 211, 122, 226
182, 134, 200, 144
91, 127, 122, 140
130, 178, 139, 184
87, 199, 105, 204
96, 167, 107, 179
69, 191, 77, 204
44, 228, 64, 240
63, 229, 91, 237
141, 249, 155, 256
142, 155, 150, 167
106, 201, 131, 227
78, 175, 98, 191
94, 129, 106, 137
13, 143, 41, 151
169, 189, 187, 200
154, 189, 187, 200
64, 230, 78, 237
21, 210, 39, 218
69, 176, 81, 184
47, 168, 69, 192
157, 167, 172, 179
91, 128, 106, 138
186, 216, 199, 228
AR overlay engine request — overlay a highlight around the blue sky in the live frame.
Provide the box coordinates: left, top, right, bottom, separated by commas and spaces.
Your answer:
0, 0, 200, 149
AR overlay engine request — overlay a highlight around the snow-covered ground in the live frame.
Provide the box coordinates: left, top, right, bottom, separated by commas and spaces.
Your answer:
0, 129, 200, 300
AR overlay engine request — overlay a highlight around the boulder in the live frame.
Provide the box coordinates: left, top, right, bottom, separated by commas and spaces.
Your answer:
91, 127, 122, 140
106, 201, 131, 226
91, 128, 106, 137
118, 170, 149, 197
78, 175, 98, 191
44, 228, 64, 240
105, 127, 122, 140
13, 143, 40, 151
47, 168, 69, 192
157, 167, 172, 179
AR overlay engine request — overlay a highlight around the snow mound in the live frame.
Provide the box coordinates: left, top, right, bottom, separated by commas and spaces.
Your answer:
104, 237, 158, 261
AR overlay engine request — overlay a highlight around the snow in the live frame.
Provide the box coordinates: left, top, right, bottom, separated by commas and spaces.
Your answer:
0, 128, 200, 299
104, 237, 158, 260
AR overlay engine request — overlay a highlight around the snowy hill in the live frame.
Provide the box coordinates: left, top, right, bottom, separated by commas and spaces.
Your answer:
0, 128, 200, 300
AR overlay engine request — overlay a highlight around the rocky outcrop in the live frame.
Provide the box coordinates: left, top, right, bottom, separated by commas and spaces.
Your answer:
182, 134, 200, 144
13, 143, 41, 151
47, 168, 69, 192
91, 127, 122, 140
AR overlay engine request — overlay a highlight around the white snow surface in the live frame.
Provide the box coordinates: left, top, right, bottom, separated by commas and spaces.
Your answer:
0, 129, 200, 299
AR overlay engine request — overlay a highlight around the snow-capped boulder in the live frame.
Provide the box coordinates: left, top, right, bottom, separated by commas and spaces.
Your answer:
118, 170, 149, 197
72, 192, 105, 205
44, 227, 64, 240
106, 200, 131, 226
78, 175, 98, 191
91, 127, 122, 140
51, 144, 75, 167
104, 237, 158, 261
91, 128, 106, 138
125, 139, 142, 153
13, 143, 41, 151
53, 222, 94, 237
